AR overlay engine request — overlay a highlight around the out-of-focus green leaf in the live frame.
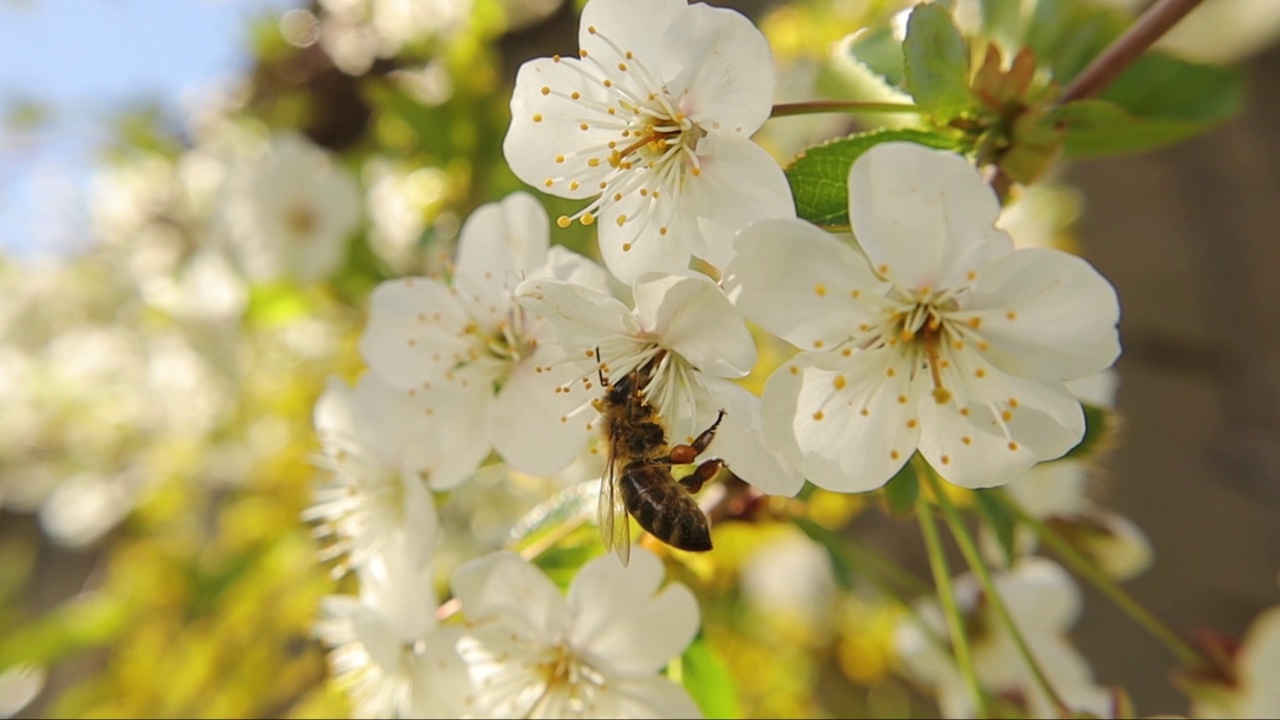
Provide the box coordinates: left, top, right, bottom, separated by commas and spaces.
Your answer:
1025, 0, 1126, 82
786, 129, 965, 228
972, 488, 1018, 566
843, 25, 907, 91
1063, 403, 1113, 461
881, 462, 920, 517
676, 636, 742, 720
903, 3, 972, 120
1099, 51, 1244, 126
246, 281, 312, 326
1054, 99, 1210, 157
979, 0, 1022, 50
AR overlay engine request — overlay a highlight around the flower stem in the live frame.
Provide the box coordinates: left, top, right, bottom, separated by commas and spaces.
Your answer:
916, 489, 991, 717
995, 491, 1210, 670
770, 100, 924, 118
923, 470, 1071, 717
1059, 0, 1207, 104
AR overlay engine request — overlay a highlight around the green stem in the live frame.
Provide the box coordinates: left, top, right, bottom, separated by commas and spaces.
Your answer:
916, 491, 991, 717
770, 100, 924, 118
924, 471, 1071, 717
996, 491, 1209, 670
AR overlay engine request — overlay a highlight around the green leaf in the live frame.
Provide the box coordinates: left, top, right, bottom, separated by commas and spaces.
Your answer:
1100, 51, 1244, 126
1063, 403, 1113, 461
792, 516, 857, 591
972, 488, 1018, 566
677, 636, 743, 719
979, 0, 1022, 49
903, 3, 972, 120
881, 461, 920, 517
842, 25, 907, 91
1025, 0, 1126, 82
1054, 99, 1214, 157
786, 129, 965, 228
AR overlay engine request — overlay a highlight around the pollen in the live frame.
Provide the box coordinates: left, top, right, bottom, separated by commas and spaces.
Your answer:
1002, 410, 1013, 422
886, 367, 896, 377
540, 86, 550, 95
789, 366, 799, 375
860, 408, 870, 417
906, 419, 918, 429
622, 243, 632, 252
659, 227, 669, 235
1006, 310, 1017, 320
878, 264, 889, 275
814, 283, 827, 297
851, 289, 861, 299
690, 167, 701, 176
579, 48, 589, 57
571, 91, 580, 100
612, 192, 623, 201
603, 79, 613, 88
617, 62, 627, 71
842, 348, 852, 357
897, 395, 908, 405
557, 216, 571, 228
587, 25, 596, 34
533, 113, 543, 123
616, 214, 627, 227
813, 411, 825, 421
555, 154, 566, 164
1007, 441, 1019, 452
813, 340, 824, 349
941, 454, 951, 465
568, 181, 580, 191
833, 374, 846, 390
961, 436, 972, 445
975, 368, 987, 378
580, 122, 590, 131
967, 317, 981, 329
959, 408, 970, 417
890, 450, 901, 460
544, 178, 554, 188
581, 212, 595, 225
1008, 398, 1019, 408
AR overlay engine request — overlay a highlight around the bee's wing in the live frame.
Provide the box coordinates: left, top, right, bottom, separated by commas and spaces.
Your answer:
598, 457, 631, 567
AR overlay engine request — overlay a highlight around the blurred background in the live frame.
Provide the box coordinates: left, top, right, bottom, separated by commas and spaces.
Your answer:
1, 0, 1278, 717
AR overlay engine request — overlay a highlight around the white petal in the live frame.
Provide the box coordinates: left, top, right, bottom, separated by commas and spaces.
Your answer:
632, 272, 755, 378
998, 557, 1082, 632
451, 551, 571, 642
535, 245, 612, 295
964, 247, 1121, 380
699, 377, 805, 497
491, 354, 596, 475
1003, 460, 1089, 519
762, 350, 919, 493
597, 189, 695, 286
848, 142, 1012, 291
359, 277, 471, 391
723, 219, 886, 350
578, 0, 685, 73
358, 532, 438, 641
918, 363, 1085, 488
504, 57, 618, 199
567, 548, 699, 676
662, 3, 776, 135
681, 134, 796, 268
516, 277, 636, 348
406, 626, 471, 719
455, 191, 550, 282
588, 675, 703, 719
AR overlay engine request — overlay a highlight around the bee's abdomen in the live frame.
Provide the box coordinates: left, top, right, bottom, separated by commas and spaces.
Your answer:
620, 463, 712, 552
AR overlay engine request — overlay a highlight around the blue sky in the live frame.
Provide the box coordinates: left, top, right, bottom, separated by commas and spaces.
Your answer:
0, 0, 296, 256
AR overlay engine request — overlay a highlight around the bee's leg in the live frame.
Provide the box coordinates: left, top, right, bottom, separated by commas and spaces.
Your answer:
668, 410, 727, 465
680, 458, 724, 494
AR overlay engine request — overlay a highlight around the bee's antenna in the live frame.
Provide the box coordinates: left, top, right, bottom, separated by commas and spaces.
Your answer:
595, 346, 607, 387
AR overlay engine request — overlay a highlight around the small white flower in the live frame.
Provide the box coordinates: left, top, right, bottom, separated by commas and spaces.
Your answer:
451, 548, 702, 718
309, 373, 461, 573
723, 142, 1121, 491
516, 270, 804, 497
895, 558, 1111, 719
504, 0, 794, 284
316, 536, 468, 719
1192, 601, 1280, 719
223, 132, 361, 283
359, 192, 610, 477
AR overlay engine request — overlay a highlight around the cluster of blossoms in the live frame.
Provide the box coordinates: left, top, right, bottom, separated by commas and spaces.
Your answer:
303, 0, 1141, 716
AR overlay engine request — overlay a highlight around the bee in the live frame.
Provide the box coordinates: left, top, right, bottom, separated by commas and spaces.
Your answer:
595, 352, 726, 566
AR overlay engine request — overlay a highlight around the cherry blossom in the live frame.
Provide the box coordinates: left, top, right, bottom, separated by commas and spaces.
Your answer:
503, 0, 794, 284
723, 142, 1121, 491
358, 192, 609, 478
450, 548, 701, 718
516, 270, 804, 497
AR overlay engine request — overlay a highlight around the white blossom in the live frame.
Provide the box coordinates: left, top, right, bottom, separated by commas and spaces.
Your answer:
503, 0, 794, 284
516, 270, 804, 497
723, 142, 1121, 492
222, 132, 361, 283
895, 558, 1111, 719
359, 192, 610, 478
451, 548, 702, 718
1192, 600, 1280, 719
